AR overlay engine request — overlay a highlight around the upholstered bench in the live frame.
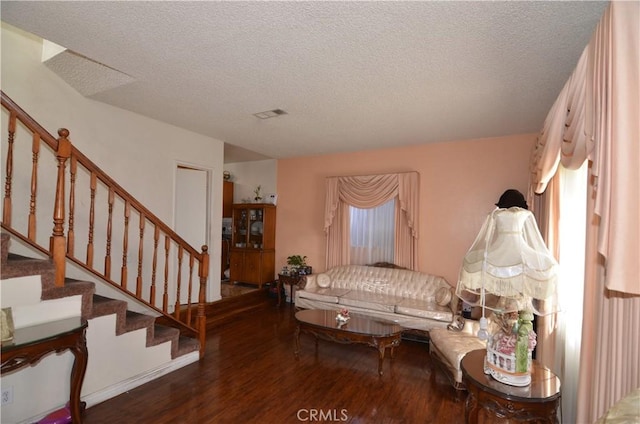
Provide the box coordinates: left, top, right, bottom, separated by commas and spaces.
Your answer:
595, 388, 640, 423
429, 319, 486, 390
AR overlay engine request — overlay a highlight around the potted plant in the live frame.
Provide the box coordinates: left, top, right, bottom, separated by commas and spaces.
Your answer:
254, 185, 263, 203
287, 255, 311, 275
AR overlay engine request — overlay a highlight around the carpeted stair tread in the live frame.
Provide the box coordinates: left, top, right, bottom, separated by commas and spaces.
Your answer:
124, 310, 156, 334
1, 232, 200, 360
42, 279, 96, 319
90, 296, 161, 337
149, 324, 180, 348
148, 325, 199, 359
1, 232, 9, 262
176, 335, 200, 357
90, 294, 127, 320
0, 253, 55, 288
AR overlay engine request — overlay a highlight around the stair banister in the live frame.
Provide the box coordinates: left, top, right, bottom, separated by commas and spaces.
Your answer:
1, 90, 209, 358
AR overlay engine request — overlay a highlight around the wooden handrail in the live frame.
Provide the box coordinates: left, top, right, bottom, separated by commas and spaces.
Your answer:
1, 91, 209, 357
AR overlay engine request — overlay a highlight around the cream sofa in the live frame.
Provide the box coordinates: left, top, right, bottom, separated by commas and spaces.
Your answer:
294, 264, 456, 332
428, 319, 486, 389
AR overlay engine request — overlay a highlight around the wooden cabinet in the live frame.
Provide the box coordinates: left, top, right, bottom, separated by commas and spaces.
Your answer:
229, 203, 276, 287
223, 181, 234, 217
229, 250, 275, 289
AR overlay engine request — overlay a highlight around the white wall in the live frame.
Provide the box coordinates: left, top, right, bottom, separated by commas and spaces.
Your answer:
225, 159, 277, 204
1, 23, 225, 302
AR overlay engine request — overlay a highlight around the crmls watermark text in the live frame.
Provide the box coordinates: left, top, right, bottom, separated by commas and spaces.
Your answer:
296, 409, 349, 422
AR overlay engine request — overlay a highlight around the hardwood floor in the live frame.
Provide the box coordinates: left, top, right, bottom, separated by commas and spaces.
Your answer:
83, 299, 468, 423
220, 280, 260, 298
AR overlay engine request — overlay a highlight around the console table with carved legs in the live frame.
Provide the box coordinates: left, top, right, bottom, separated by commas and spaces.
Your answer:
1, 317, 88, 423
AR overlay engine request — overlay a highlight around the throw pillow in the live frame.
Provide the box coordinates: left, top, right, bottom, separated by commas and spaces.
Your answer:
436, 287, 452, 306
317, 274, 331, 288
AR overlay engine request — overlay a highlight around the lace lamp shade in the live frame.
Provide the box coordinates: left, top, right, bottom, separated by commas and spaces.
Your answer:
455, 207, 559, 316
455, 206, 559, 386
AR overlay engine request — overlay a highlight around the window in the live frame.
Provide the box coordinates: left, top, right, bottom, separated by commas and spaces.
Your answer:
555, 163, 587, 423
349, 198, 395, 265
324, 172, 418, 269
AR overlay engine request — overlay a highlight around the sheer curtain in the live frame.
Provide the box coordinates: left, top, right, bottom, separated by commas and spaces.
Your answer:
349, 199, 395, 265
529, 2, 640, 421
324, 172, 419, 269
536, 165, 587, 423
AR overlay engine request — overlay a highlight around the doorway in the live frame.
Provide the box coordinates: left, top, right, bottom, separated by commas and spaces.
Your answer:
175, 163, 210, 304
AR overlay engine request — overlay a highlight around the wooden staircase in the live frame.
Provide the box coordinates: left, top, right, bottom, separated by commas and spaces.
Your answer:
1, 90, 212, 421
1, 232, 199, 359
1, 91, 209, 354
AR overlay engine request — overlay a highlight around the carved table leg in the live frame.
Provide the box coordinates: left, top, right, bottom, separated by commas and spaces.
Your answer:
69, 328, 88, 423
465, 390, 479, 424
277, 279, 283, 307
378, 346, 386, 376
294, 324, 301, 358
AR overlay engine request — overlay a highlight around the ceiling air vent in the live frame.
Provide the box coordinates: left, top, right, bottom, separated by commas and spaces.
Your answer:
253, 109, 288, 119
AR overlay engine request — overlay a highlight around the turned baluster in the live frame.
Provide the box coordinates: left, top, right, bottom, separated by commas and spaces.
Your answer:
136, 213, 145, 298
28, 133, 40, 240
51, 128, 71, 287
186, 254, 195, 326
86, 172, 96, 266
174, 245, 183, 320
162, 235, 170, 312
150, 226, 159, 306
121, 200, 130, 290
197, 245, 209, 358
3, 111, 16, 225
67, 153, 76, 254
104, 188, 114, 278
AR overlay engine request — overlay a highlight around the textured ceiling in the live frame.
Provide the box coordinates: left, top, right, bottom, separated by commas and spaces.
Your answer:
1, 1, 609, 163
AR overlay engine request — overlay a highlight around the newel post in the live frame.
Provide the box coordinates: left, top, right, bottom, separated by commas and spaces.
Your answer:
197, 245, 209, 358
51, 128, 71, 287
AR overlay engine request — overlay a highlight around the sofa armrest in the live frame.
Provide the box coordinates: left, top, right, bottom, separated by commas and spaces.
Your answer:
302, 273, 319, 290
461, 319, 480, 335
449, 292, 461, 315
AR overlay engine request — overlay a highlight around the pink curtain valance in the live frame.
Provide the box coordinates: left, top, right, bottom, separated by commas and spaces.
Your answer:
324, 172, 419, 235
529, 1, 639, 295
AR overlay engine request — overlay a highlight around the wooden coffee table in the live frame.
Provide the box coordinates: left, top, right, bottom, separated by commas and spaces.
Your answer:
294, 309, 402, 376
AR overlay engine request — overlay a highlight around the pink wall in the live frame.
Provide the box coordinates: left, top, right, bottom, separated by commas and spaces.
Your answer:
276, 133, 535, 287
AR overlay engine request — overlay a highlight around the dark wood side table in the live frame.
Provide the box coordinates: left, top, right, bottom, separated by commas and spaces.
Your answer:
461, 349, 561, 423
277, 273, 306, 306
1, 317, 89, 423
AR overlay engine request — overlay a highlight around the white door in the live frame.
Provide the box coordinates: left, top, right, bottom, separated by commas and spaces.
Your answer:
175, 165, 209, 305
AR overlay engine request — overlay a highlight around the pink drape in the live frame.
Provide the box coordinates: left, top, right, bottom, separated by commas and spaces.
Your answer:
324, 172, 419, 269
531, 176, 561, 373
529, 2, 640, 421
530, 0, 639, 296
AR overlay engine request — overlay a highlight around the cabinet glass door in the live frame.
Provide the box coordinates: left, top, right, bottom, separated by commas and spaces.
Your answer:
248, 208, 264, 249
233, 208, 248, 247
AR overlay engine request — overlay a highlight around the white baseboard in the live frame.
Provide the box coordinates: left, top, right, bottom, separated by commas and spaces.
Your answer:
19, 352, 200, 424
82, 351, 200, 408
